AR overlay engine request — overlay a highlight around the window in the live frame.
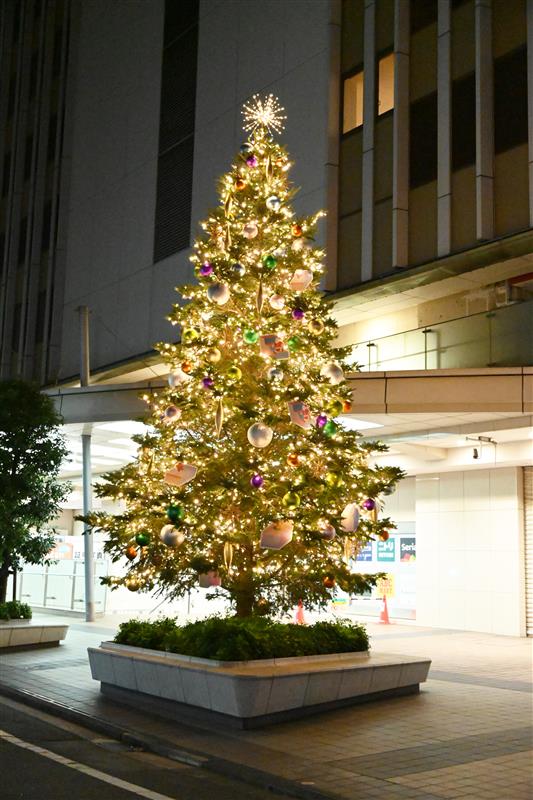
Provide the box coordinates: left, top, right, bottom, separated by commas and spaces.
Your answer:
378, 53, 394, 115
494, 46, 527, 155
452, 72, 475, 170
343, 71, 364, 132
410, 91, 438, 188
410, 0, 437, 34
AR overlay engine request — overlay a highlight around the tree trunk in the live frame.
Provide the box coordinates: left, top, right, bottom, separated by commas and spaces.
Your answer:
234, 588, 254, 617
0, 561, 10, 604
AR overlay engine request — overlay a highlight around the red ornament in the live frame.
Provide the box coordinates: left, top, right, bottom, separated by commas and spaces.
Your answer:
323, 575, 335, 589
235, 179, 246, 191
343, 399, 352, 413
287, 453, 300, 467
125, 545, 137, 561
181, 361, 192, 373
380, 531, 390, 541
292, 223, 303, 237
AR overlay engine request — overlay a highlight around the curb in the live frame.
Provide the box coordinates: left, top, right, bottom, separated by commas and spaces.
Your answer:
0, 681, 335, 800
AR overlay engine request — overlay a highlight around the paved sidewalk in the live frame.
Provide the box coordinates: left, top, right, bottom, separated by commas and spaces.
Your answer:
0, 614, 531, 800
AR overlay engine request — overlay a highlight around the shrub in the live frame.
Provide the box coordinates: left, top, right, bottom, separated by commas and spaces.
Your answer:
114, 616, 369, 661
0, 600, 32, 620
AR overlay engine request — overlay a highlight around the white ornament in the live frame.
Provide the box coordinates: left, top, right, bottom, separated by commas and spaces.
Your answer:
321, 362, 345, 385
260, 520, 293, 550
266, 195, 281, 212
162, 405, 181, 425
168, 368, 191, 387
247, 422, 273, 448
341, 503, 360, 533
268, 293, 285, 310
289, 269, 313, 292
319, 521, 337, 541
243, 221, 259, 239
266, 366, 284, 381
207, 282, 230, 305
160, 524, 185, 547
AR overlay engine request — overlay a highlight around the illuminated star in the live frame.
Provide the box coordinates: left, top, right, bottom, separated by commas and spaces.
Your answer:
242, 94, 286, 134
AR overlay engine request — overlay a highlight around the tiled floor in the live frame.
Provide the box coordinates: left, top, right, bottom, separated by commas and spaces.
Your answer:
0, 614, 531, 799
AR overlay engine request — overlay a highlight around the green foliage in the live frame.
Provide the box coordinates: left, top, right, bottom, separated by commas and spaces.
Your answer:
0, 600, 32, 620
114, 616, 369, 661
0, 380, 70, 602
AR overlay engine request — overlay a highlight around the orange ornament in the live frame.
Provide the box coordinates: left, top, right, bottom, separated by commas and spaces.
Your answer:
235, 179, 246, 191
181, 361, 192, 373
380, 531, 390, 541
343, 399, 352, 413
323, 575, 336, 589
292, 223, 303, 237
125, 545, 137, 561
287, 453, 300, 467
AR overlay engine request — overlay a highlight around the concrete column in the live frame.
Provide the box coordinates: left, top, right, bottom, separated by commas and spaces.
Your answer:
392, 0, 410, 267
361, 0, 376, 281
527, 0, 533, 226
325, 0, 342, 291
475, 0, 494, 240
437, 0, 452, 255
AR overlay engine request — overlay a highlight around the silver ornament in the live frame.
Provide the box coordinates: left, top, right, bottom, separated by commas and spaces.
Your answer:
159, 524, 185, 547
266, 366, 284, 381
247, 422, 273, 448
266, 195, 281, 212
321, 362, 345, 385
207, 282, 230, 305
243, 221, 259, 239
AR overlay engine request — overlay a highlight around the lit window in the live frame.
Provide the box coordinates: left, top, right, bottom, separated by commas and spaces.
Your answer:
378, 53, 394, 115
343, 71, 364, 133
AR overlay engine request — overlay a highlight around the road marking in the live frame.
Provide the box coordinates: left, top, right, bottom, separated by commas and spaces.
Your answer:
0, 728, 180, 800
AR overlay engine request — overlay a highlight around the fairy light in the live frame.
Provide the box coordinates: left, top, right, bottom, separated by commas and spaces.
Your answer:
242, 94, 286, 134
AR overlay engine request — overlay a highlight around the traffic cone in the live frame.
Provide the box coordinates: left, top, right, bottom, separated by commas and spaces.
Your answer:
295, 599, 306, 625
379, 595, 391, 624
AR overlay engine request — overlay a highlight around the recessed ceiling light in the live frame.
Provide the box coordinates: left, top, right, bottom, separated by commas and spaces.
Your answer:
339, 417, 384, 431
97, 421, 148, 435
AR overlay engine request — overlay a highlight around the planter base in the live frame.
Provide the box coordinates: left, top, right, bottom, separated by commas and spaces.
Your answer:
89, 642, 431, 728
0, 623, 68, 652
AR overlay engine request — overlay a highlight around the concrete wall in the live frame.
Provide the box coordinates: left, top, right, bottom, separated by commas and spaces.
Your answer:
416, 467, 525, 636
58, 0, 332, 380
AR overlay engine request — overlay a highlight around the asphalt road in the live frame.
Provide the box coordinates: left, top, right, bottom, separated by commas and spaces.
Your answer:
0, 697, 285, 800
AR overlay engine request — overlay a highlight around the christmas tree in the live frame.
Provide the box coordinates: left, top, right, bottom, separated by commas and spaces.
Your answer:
89, 95, 403, 618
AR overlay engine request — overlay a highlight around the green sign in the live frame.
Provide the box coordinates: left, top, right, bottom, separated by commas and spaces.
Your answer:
377, 538, 395, 562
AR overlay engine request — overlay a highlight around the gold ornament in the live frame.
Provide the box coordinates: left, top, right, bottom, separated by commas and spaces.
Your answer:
223, 541, 234, 570
215, 397, 224, 438
256, 280, 264, 314
207, 347, 221, 363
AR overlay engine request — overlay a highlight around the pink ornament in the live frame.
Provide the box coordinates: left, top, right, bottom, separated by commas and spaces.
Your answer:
362, 498, 376, 511
199, 262, 213, 276
292, 308, 305, 320
316, 413, 328, 428
246, 155, 258, 168
202, 376, 214, 389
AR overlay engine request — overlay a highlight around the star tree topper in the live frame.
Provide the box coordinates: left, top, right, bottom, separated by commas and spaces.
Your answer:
242, 93, 287, 134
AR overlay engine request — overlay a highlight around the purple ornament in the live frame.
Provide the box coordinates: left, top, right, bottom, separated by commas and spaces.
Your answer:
362, 498, 376, 511
202, 376, 214, 390
250, 473, 264, 488
292, 308, 305, 321
199, 262, 213, 276
316, 413, 328, 429
246, 155, 258, 168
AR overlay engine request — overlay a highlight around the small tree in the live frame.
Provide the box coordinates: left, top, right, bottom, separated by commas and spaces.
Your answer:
87, 96, 403, 617
0, 380, 70, 602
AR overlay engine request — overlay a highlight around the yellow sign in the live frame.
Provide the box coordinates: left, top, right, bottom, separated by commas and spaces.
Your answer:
376, 574, 395, 598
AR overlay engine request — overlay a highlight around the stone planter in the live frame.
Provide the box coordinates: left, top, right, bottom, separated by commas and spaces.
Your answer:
88, 641, 431, 729
0, 622, 68, 650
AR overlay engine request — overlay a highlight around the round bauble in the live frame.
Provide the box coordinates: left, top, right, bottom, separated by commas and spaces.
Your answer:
182, 328, 199, 344
207, 282, 230, 305
167, 504, 185, 524
268, 294, 285, 310
325, 472, 343, 488
126, 578, 142, 592
243, 329, 259, 344
380, 531, 390, 541
247, 422, 273, 448
240, 142, 253, 153
235, 178, 246, 191
227, 365, 242, 381
323, 420, 338, 437
308, 319, 325, 335
243, 221, 258, 239
206, 347, 221, 363
246, 154, 258, 168
266, 195, 281, 212
135, 532, 150, 547
292, 308, 305, 321
323, 575, 336, 589
199, 262, 213, 277
316, 413, 328, 428
125, 545, 137, 561
321, 363, 345, 385
202, 376, 214, 389
362, 498, 376, 511
287, 336, 300, 351
232, 262, 246, 277
159, 524, 185, 548
343, 399, 352, 413
266, 366, 284, 381
292, 223, 303, 237
327, 399, 344, 417
282, 491, 301, 509
250, 473, 264, 488
162, 404, 181, 423
181, 360, 193, 373
291, 237, 309, 252
341, 503, 360, 532
319, 522, 336, 541
263, 254, 277, 270
286, 453, 300, 467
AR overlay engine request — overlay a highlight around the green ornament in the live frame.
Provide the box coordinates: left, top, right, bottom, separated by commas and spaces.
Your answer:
167, 504, 185, 524
243, 329, 259, 344
287, 336, 300, 351
282, 491, 301, 509
325, 472, 343, 488
323, 420, 338, 437
327, 399, 344, 417
182, 328, 199, 344
263, 254, 277, 270
227, 365, 242, 381
135, 532, 150, 546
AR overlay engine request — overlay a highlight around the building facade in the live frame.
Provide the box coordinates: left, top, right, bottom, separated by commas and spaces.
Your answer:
1, 0, 532, 634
